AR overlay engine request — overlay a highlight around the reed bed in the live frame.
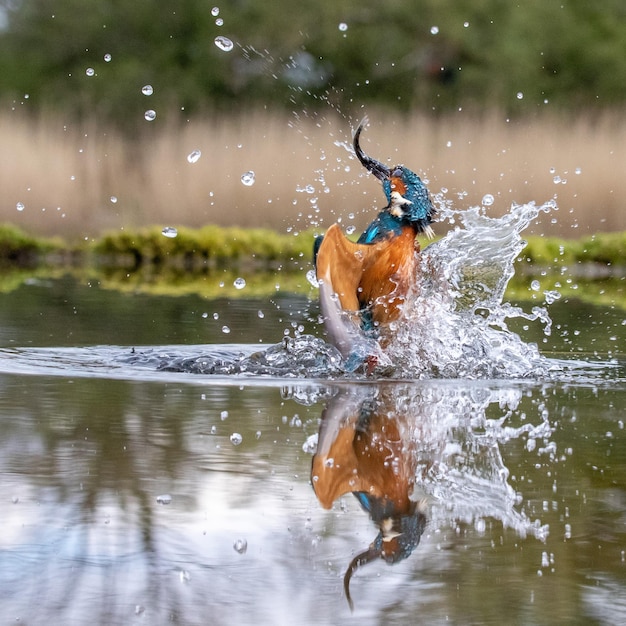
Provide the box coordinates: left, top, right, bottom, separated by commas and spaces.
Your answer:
1, 108, 624, 239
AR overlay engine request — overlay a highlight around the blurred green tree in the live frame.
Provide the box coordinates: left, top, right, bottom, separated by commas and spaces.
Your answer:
0, 0, 625, 129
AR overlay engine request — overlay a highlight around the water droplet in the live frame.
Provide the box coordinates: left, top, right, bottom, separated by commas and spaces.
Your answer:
482, 194, 494, 206
543, 290, 561, 304
16, 202, 24, 212
306, 269, 319, 288
220, 410, 229, 420
338, 22, 348, 31
240, 170, 255, 186
346, 225, 356, 235
516, 92, 524, 99
156, 494, 172, 505
233, 538, 247, 554
574, 167, 582, 175
215, 18, 224, 26
162, 226, 178, 238
144, 109, 157, 121
221, 325, 231, 334
187, 149, 202, 164
257, 310, 265, 319
110, 196, 118, 204
85, 67, 95, 77
234, 277, 246, 289
230, 432, 243, 445
142, 84, 153, 96
430, 25, 439, 35
211, 7, 220, 16
103, 53, 112, 62
531, 280, 541, 291
214, 36, 234, 52
302, 434, 318, 454
464, 21, 470, 27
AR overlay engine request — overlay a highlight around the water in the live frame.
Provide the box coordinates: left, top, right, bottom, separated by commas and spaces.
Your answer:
0, 203, 625, 624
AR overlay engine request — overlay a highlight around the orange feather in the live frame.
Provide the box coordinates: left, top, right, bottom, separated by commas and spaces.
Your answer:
315, 223, 421, 328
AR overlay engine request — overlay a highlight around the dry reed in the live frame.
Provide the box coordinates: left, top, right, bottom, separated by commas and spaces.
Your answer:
1, 109, 624, 239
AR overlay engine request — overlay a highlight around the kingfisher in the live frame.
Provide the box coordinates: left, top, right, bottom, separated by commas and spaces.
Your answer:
311, 386, 427, 610
314, 117, 436, 365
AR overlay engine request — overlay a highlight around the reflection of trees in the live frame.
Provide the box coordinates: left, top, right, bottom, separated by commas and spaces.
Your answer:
0, 376, 250, 624
310, 382, 554, 609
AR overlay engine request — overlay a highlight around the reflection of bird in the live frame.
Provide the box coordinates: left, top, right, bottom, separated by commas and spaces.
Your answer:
314, 118, 436, 363
311, 387, 427, 611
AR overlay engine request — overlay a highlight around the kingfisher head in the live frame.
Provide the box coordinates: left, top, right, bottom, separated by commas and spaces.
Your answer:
353, 117, 435, 237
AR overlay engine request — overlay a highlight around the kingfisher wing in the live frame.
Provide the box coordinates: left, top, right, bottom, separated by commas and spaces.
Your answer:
315, 224, 381, 359
315, 223, 366, 312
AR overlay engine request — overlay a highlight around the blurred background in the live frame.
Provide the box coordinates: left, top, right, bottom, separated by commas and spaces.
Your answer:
0, 0, 625, 238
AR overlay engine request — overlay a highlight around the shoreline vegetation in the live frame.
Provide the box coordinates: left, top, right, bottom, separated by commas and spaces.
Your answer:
0, 222, 624, 309
2, 220, 625, 273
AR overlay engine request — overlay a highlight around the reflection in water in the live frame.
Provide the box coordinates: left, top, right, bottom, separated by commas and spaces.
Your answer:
308, 382, 553, 609
311, 386, 427, 609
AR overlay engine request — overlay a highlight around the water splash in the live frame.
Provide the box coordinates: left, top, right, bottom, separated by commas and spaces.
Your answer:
381, 201, 556, 379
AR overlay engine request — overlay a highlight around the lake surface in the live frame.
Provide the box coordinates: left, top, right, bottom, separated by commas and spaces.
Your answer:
0, 275, 625, 625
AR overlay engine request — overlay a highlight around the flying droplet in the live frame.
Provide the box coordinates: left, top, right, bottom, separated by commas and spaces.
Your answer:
144, 109, 157, 121
230, 432, 243, 446
221, 325, 231, 334
156, 494, 172, 505
162, 226, 178, 238
516, 92, 524, 100
531, 280, 541, 291
16, 202, 25, 212
214, 36, 234, 52
257, 310, 265, 319
430, 25, 439, 35
103, 53, 112, 62
233, 538, 247, 554
215, 18, 224, 26
187, 149, 202, 164
211, 7, 220, 16
142, 84, 153, 96
306, 269, 319, 288
338, 22, 348, 32
85, 67, 95, 77
110, 196, 118, 203
233, 277, 246, 290
240, 171, 255, 186
482, 194, 495, 206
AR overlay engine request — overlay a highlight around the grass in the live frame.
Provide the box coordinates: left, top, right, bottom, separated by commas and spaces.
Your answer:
1, 220, 626, 272
1, 108, 625, 241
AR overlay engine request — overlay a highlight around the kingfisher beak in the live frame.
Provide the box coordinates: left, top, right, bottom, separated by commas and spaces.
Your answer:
343, 543, 382, 612
353, 116, 391, 182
